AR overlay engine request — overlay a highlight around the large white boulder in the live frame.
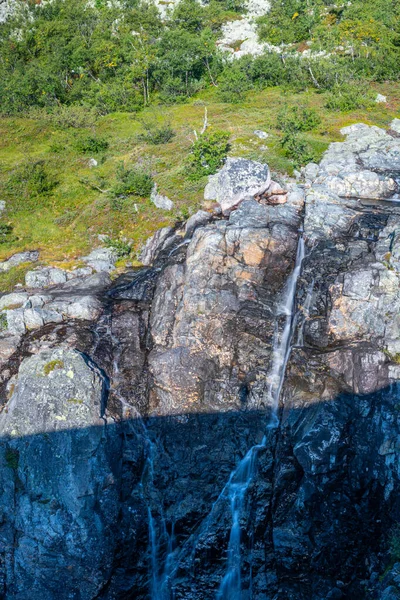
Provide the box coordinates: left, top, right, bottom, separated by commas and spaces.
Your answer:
204, 157, 271, 215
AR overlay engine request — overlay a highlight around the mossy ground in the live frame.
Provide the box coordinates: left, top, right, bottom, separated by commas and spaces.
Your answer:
0, 82, 399, 290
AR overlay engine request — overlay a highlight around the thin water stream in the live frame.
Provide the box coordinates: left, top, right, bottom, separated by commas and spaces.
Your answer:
216, 234, 305, 599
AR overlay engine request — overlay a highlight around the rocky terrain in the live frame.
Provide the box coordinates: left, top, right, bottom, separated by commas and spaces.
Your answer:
1, 120, 400, 599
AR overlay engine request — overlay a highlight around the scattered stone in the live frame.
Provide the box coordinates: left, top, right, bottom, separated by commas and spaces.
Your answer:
0, 201, 5, 213
150, 184, 174, 211
204, 157, 271, 214
82, 247, 117, 273
0, 292, 29, 311
303, 162, 319, 182
0, 250, 39, 273
375, 93, 387, 103
390, 119, 400, 135
25, 267, 68, 288
0, 335, 20, 364
254, 130, 269, 139
88, 158, 98, 167
6, 308, 26, 335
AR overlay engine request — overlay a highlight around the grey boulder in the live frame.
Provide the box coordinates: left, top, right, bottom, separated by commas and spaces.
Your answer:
0, 250, 39, 273
204, 157, 271, 214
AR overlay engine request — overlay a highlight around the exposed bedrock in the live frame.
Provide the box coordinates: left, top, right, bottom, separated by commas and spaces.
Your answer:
1, 123, 400, 599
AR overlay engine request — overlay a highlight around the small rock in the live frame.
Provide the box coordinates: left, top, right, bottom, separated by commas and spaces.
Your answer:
303, 162, 319, 182
151, 185, 174, 211
66, 267, 93, 280
264, 180, 286, 197
254, 130, 268, 139
23, 308, 45, 331
263, 193, 287, 205
0, 201, 6, 213
0, 292, 29, 311
375, 93, 387, 103
88, 158, 98, 167
0, 336, 20, 364
0, 250, 39, 273
6, 308, 26, 335
82, 248, 116, 273
25, 267, 68, 289
390, 118, 400, 135
66, 296, 102, 320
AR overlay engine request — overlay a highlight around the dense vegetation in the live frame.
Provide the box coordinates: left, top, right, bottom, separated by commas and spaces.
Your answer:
258, 0, 400, 82
0, 0, 399, 115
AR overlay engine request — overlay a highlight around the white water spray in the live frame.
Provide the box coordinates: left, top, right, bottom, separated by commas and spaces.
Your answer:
266, 235, 305, 427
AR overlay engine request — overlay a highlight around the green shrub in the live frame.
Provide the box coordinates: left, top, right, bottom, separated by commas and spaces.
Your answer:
137, 118, 176, 145
325, 84, 375, 112
277, 105, 321, 133
111, 164, 154, 198
105, 236, 132, 258
74, 134, 109, 154
6, 161, 58, 200
29, 105, 99, 129
49, 106, 99, 129
280, 131, 316, 169
249, 52, 285, 88
189, 130, 230, 179
218, 66, 253, 103
0, 223, 14, 244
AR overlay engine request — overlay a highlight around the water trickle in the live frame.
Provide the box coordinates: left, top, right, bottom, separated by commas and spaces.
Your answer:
140, 430, 176, 600
216, 439, 266, 600
217, 234, 305, 599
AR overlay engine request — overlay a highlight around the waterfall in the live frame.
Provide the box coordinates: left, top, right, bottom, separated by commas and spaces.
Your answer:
216, 233, 305, 599
267, 235, 305, 427
147, 234, 306, 600
142, 431, 176, 600
216, 439, 266, 600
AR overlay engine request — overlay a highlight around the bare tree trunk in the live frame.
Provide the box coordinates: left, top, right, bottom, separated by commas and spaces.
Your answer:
204, 58, 217, 86
308, 64, 320, 89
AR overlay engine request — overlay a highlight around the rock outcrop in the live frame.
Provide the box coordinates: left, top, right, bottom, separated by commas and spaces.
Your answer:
1, 122, 400, 599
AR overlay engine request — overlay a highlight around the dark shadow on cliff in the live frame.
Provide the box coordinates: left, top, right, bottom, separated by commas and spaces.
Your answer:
1, 384, 400, 600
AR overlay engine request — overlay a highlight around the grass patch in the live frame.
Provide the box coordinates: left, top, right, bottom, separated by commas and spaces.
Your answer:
0, 84, 398, 268
0, 263, 33, 294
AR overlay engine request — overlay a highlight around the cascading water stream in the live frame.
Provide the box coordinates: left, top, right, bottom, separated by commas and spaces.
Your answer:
216, 439, 266, 600
267, 235, 305, 427
146, 233, 306, 599
216, 233, 305, 600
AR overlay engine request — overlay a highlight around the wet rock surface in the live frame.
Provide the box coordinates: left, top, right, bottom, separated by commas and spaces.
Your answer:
1, 124, 400, 599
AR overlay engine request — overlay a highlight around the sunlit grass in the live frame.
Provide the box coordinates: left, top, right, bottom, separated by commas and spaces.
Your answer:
0, 82, 399, 275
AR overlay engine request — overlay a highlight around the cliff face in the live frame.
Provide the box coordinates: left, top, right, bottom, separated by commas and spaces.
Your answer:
1, 123, 400, 600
